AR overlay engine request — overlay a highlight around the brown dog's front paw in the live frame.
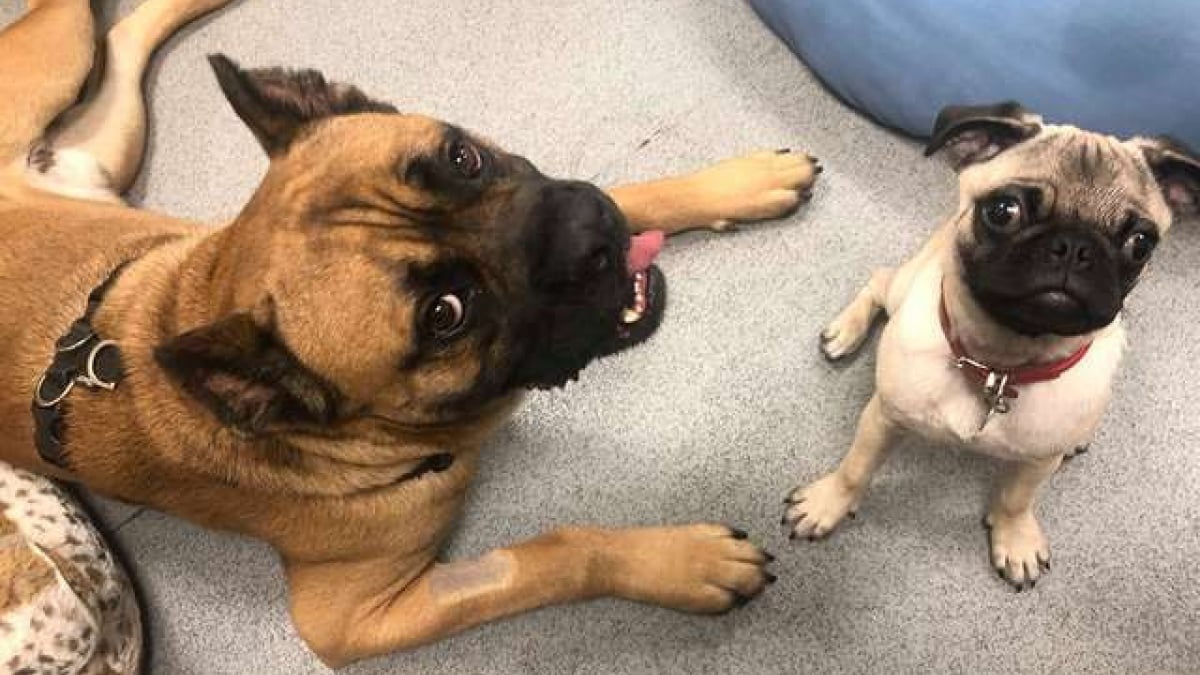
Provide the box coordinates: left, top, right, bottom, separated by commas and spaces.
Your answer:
607, 523, 775, 614
691, 150, 820, 231
985, 511, 1051, 591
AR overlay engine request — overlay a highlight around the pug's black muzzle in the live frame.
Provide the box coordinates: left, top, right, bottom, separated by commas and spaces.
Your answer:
964, 225, 1125, 336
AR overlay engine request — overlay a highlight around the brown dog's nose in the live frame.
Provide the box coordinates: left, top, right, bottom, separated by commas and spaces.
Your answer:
531, 181, 624, 288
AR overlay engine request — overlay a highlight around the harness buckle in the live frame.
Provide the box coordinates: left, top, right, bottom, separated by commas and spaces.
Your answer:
77, 339, 121, 391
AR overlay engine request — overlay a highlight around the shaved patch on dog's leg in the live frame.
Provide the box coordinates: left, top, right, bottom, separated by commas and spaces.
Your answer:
426, 551, 514, 603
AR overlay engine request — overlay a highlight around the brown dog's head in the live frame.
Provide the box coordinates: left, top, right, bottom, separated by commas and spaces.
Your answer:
154, 55, 667, 434
926, 102, 1200, 337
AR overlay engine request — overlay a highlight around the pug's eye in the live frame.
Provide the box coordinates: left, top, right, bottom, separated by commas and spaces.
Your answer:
1122, 231, 1157, 264
448, 139, 483, 179
979, 195, 1025, 233
423, 292, 468, 338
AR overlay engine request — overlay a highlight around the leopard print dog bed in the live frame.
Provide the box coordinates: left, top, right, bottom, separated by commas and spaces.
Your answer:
0, 460, 141, 674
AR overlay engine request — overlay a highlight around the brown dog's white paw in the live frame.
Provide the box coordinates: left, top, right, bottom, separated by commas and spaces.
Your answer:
690, 149, 821, 231
782, 473, 859, 540
985, 511, 1051, 590
609, 524, 776, 613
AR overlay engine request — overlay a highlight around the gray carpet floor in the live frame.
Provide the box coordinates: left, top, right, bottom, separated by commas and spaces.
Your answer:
3, 1, 1199, 673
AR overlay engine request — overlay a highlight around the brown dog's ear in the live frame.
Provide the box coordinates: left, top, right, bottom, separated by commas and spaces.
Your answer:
924, 101, 1043, 170
1134, 136, 1200, 219
155, 312, 339, 434
207, 53, 397, 156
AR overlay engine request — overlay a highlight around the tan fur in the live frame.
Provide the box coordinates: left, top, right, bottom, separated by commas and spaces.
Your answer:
785, 119, 1185, 590
0, 2, 816, 667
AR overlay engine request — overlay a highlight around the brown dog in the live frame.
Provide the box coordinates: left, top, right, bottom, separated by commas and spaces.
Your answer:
0, 0, 818, 667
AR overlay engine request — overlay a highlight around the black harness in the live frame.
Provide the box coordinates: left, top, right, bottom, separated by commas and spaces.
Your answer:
32, 264, 129, 468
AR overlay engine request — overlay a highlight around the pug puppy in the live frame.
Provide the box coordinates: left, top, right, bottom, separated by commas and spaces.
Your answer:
783, 102, 1200, 588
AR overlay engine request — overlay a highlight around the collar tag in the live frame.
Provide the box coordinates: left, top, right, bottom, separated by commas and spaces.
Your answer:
955, 357, 1012, 431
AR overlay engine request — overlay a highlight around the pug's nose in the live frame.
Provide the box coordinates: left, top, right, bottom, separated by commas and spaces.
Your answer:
1047, 232, 1095, 271
533, 181, 623, 287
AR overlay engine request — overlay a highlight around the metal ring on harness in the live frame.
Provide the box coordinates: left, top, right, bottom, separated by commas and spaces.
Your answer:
80, 340, 120, 391
55, 327, 95, 353
33, 372, 75, 408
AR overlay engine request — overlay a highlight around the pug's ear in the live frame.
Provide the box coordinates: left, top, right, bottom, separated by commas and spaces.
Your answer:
1134, 136, 1200, 219
924, 101, 1043, 170
155, 311, 339, 434
207, 53, 397, 156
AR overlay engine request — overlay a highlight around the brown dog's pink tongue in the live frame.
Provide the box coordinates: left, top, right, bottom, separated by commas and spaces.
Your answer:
626, 230, 665, 273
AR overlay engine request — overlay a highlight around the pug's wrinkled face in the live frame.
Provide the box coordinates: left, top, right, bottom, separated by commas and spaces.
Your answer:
927, 103, 1200, 337
156, 56, 667, 434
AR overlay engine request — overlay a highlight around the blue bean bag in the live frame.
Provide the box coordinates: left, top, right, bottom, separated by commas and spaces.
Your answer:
750, 0, 1200, 148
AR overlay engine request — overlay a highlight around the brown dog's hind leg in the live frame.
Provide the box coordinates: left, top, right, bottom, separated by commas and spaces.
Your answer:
286, 524, 773, 668
43, 0, 236, 195
607, 149, 820, 235
0, 0, 94, 169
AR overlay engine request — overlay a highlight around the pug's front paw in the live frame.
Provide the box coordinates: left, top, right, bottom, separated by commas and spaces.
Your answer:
985, 510, 1051, 590
820, 309, 873, 360
782, 473, 859, 540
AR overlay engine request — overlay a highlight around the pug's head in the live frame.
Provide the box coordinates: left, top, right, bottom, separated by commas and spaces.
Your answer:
154, 56, 668, 435
926, 102, 1200, 336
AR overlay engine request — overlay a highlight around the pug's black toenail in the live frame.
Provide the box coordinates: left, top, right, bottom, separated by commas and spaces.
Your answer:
776, 148, 792, 154
763, 551, 776, 563
729, 527, 748, 540
764, 572, 778, 584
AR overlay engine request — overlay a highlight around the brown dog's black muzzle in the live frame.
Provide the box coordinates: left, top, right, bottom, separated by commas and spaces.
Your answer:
525, 179, 628, 291
496, 179, 635, 390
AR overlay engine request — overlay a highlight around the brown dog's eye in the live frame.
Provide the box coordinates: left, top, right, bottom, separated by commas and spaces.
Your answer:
448, 140, 483, 179
1122, 231, 1157, 264
424, 292, 467, 338
979, 194, 1024, 233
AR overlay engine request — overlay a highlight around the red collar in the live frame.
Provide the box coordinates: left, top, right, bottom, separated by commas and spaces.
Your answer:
938, 291, 1092, 400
